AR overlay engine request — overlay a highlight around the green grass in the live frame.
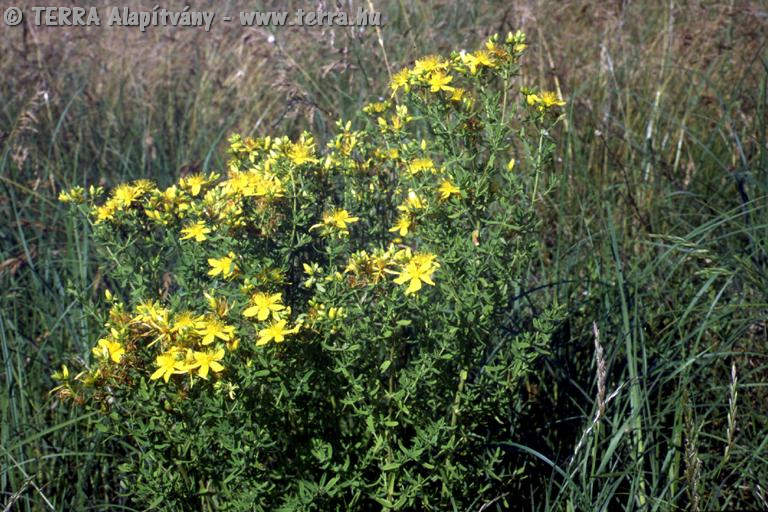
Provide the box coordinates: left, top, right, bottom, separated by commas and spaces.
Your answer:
2, 0, 767, 509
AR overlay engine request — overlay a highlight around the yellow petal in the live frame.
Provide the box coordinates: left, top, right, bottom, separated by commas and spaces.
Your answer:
405, 278, 422, 295
242, 305, 259, 318
393, 273, 409, 285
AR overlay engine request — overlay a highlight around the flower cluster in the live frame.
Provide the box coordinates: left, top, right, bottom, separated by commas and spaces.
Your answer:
90, 297, 238, 384
388, 31, 531, 101
54, 32, 567, 399
525, 90, 567, 111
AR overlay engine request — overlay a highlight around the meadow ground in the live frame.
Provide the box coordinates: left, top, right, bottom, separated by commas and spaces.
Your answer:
1, 0, 767, 509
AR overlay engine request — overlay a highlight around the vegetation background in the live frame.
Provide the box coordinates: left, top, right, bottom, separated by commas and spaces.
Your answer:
1, 0, 766, 509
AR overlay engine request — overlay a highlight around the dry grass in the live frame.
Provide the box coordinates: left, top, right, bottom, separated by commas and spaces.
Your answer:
3, 1, 764, 209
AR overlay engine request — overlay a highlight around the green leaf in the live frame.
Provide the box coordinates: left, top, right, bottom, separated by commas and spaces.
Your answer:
372, 496, 394, 508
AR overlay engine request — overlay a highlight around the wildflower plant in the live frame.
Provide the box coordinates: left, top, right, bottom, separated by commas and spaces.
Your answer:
56, 32, 566, 510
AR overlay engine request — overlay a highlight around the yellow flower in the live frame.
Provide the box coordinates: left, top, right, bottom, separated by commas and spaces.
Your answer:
450, 88, 467, 102
112, 183, 141, 208
207, 252, 238, 279
310, 208, 360, 236
257, 319, 299, 346
172, 312, 201, 334
406, 158, 434, 176
392, 253, 439, 295
185, 348, 225, 379
539, 91, 566, 108
161, 185, 183, 205
473, 50, 495, 69
413, 55, 447, 75
150, 350, 184, 383
397, 190, 425, 213
390, 68, 411, 94
527, 91, 565, 111
362, 101, 389, 114
196, 318, 236, 345
344, 248, 395, 286
287, 135, 317, 165
427, 71, 454, 93
411, 251, 438, 268
93, 201, 118, 224
237, 169, 284, 199
437, 180, 461, 200
92, 338, 125, 363
134, 300, 170, 326
328, 209, 359, 229
227, 337, 240, 351
460, 49, 496, 75
180, 221, 211, 242
389, 214, 412, 237
179, 174, 207, 196
507, 159, 516, 172
243, 292, 285, 322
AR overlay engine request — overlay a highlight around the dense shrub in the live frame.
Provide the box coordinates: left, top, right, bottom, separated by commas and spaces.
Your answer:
55, 32, 566, 510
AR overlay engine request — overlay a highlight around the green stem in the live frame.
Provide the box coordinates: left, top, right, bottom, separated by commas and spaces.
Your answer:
531, 131, 545, 203
501, 69, 510, 125
386, 343, 396, 504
